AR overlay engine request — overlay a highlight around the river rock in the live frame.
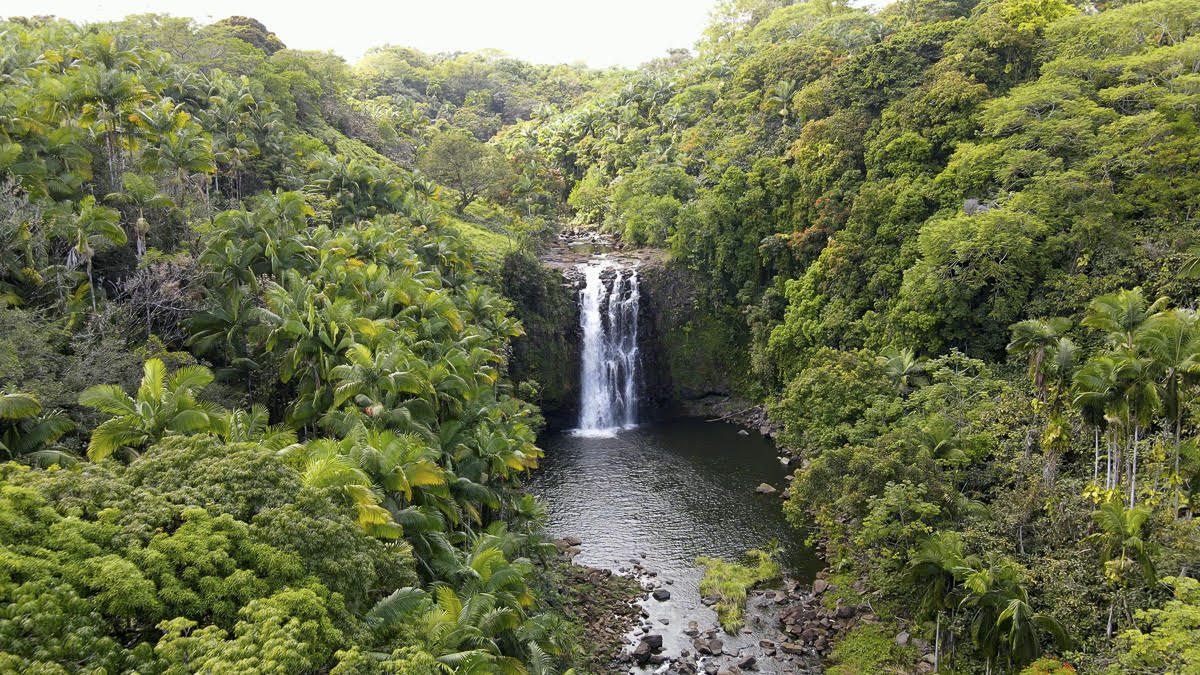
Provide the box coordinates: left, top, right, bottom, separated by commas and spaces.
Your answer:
737, 655, 757, 670
684, 620, 700, 636
895, 631, 910, 647
563, 535, 582, 546
836, 605, 856, 619
812, 579, 829, 594
632, 641, 652, 665
694, 637, 723, 655
755, 483, 777, 494
641, 634, 664, 650
738, 429, 749, 436
652, 589, 671, 601
779, 642, 805, 655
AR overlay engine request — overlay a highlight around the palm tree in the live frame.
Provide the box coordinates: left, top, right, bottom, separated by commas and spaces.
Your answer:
1142, 308, 1200, 507
911, 416, 966, 467
78, 358, 218, 461
1089, 501, 1156, 638
1075, 356, 1122, 490
187, 284, 261, 391
142, 125, 215, 200
878, 346, 927, 394
74, 64, 152, 189
766, 79, 797, 119
104, 171, 173, 257
958, 557, 1071, 673
1007, 317, 1071, 402
211, 405, 295, 450
1114, 351, 1161, 508
277, 436, 401, 538
0, 392, 76, 466
1082, 288, 1167, 352
909, 531, 967, 670
63, 195, 126, 311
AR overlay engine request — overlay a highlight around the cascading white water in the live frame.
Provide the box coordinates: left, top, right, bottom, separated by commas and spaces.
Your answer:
576, 258, 640, 436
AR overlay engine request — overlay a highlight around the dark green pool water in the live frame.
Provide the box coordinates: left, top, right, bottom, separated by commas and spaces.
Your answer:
529, 418, 823, 660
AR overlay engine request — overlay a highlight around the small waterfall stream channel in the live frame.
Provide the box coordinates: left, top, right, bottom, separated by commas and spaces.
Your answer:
528, 244, 827, 674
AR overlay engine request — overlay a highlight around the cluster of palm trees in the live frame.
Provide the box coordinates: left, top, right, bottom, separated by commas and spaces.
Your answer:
0, 22, 297, 317
56, 185, 564, 669
1, 19, 583, 674
909, 531, 1071, 675
189, 184, 550, 669
1009, 287, 1199, 511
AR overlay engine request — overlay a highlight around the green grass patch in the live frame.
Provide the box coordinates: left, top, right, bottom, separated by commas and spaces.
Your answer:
827, 623, 915, 675
697, 548, 780, 633
448, 219, 516, 269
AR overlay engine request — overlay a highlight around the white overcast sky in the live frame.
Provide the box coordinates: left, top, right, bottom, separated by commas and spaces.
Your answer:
15, 0, 726, 68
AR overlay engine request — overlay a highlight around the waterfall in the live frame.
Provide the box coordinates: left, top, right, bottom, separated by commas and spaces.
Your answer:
576, 258, 640, 436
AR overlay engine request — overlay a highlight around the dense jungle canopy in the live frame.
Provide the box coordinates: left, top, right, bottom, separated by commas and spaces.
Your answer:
1, 0, 1199, 672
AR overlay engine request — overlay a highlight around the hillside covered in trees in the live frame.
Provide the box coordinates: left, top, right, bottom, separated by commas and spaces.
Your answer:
519, 0, 1200, 672
1, 0, 1200, 673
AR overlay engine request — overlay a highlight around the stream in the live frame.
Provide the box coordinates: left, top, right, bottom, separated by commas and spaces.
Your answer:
529, 247, 824, 672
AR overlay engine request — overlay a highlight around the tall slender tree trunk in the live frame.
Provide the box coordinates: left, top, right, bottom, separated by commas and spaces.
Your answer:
1107, 599, 1115, 639
1130, 425, 1140, 508
86, 259, 96, 311
1094, 428, 1100, 486
1175, 409, 1183, 509
934, 612, 941, 672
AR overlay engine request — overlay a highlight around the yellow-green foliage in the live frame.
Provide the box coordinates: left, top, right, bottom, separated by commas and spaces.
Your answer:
820, 572, 861, 612
696, 548, 779, 633
827, 623, 915, 675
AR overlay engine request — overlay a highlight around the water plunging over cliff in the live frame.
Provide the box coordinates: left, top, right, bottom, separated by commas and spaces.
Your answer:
576, 259, 639, 436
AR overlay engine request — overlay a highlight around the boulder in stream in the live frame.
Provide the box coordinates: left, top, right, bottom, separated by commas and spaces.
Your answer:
755, 483, 777, 495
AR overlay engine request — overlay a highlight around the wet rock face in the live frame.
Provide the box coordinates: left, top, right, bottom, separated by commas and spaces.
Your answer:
501, 251, 581, 424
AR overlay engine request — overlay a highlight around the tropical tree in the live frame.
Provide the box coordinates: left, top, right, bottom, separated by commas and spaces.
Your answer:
1089, 500, 1157, 639
957, 556, 1071, 673
277, 435, 401, 538
1007, 317, 1071, 402
104, 171, 173, 257
909, 531, 967, 670
878, 346, 927, 394
417, 129, 510, 214
62, 195, 125, 311
0, 392, 76, 466
1075, 355, 1122, 490
78, 358, 218, 461
1142, 308, 1200, 507
1081, 288, 1167, 353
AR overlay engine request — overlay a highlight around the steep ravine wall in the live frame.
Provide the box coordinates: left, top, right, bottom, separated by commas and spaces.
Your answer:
500, 254, 582, 426
504, 251, 745, 428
